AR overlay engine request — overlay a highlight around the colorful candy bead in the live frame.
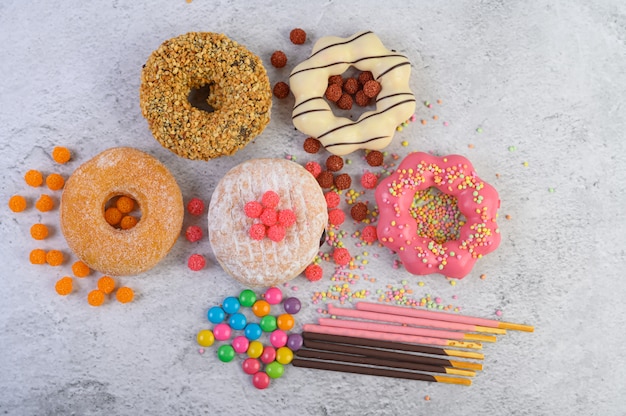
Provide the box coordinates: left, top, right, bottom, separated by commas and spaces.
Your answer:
242, 358, 261, 375
276, 347, 294, 365
264, 287, 283, 305
239, 289, 257, 307
222, 296, 241, 314
244, 323, 263, 341
247, 341, 264, 358
207, 306, 226, 324
252, 300, 271, 317
283, 297, 301, 314
252, 372, 271, 389
276, 313, 295, 331
259, 315, 278, 332
260, 346, 277, 364
196, 329, 215, 347
269, 329, 288, 348
265, 361, 285, 379
217, 345, 236, 362
287, 333, 304, 351
232, 336, 250, 354
213, 323, 232, 341
229, 313, 247, 330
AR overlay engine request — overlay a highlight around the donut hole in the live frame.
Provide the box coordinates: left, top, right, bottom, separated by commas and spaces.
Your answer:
324, 67, 380, 120
104, 195, 142, 230
188, 84, 215, 113
410, 187, 466, 244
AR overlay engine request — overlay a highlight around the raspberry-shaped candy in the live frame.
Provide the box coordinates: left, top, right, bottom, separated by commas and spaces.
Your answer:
262, 191, 280, 209
187, 198, 205, 216
244, 201, 264, 218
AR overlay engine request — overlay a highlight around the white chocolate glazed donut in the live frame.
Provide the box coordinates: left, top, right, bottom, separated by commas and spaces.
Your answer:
289, 31, 416, 156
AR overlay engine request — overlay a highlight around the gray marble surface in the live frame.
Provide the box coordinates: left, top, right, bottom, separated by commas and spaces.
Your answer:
1, 1, 625, 415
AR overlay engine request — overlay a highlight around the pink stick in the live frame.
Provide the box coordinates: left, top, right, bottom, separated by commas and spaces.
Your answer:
356, 301, 500, 328
302, 324, 482, 349
319, 318, 467, 340
328, 304, 483, 333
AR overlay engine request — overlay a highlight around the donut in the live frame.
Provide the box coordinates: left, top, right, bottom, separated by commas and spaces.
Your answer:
60, 147, 184, 276
289, 31, 416, 156
375, 152, 501, 279
140, 32, 272, 161
208, 158, 328, 287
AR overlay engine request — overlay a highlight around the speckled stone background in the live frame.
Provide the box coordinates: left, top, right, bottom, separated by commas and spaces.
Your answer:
1, 1, 625, 415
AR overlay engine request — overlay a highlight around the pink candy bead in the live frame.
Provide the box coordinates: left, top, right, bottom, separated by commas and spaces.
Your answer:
242, 358, 261, 375
264, 287, 283, 305
269, 329, 288, 348
213, 323, 232, 341
232, 336, 250, 354
260, 346, 276, 364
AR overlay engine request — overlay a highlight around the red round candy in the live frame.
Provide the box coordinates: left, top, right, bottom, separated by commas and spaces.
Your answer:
305, 161, 322, 178
242, 358, 261, 375
361, 171, 378, 189
260, 208, 278, 226
278, 209, 296, 227
324, 191, 340, 208
328, 209, 345, 226
187, 198, 205, 216
361, 225, 378, 243
185, 225, 203, 243
188, 254, 206, 271
260, 346, 277, 364
244, 201, 264, 218
249, 223, 266, 240
253, 372, 271, 389
262, 191, 280, 209
267, 225, 286, 242
332, 248, 351, 266
304, 264, 323, 282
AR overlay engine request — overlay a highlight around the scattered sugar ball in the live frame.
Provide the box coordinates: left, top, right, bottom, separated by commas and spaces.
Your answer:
46, 250, 64, 266
270, 50, 287, 68
24, 170, 43, 187
328, 75, 343, 87
30, 223, 49, 240
262, 191, 280, 209
355, 90, 370, 107
267, 225, 287, 242
361, 171, 378, 189
35, 194, 54, 212
120, 215, 138, 230
325, 84, 342, 102
116, 196, 135, 214
303, 137, 321, 154
55, 277, 73, 296
305, 161, 322, 178
244, 201, 264, 218
278, 209, 296, 227
72, 261, 90, 278
336, 93, 353, 110
343, 78, 359, 95
8, 195, 27, 212
260, 208, 278, 226
188, 254, 206, 271
273, 82, 290, 99
317, 171, 334, 188
104, 207, 122, 225
305, 264, 323, 281
328, 209, 345, 226
290, 28, 306, 45
350, 202, 368, 221
361, 225, 378, 243
363, 80, 381, 98
332, 247, 351, 266
326, 155, 344, 172
185, 225, 203, 242
187, 198, 205, 216
45, 173, 65, 191
87, 290, 105, 307
97, 276, 116, 295
30, 249, 47, 265
334, 173, 352, 190
324, 191, 340, 208
116, 287, 135, 303
249, 223, 266, 240
366, 151, 384, 166
357, 71, 374, 86
52, 146, 71, 164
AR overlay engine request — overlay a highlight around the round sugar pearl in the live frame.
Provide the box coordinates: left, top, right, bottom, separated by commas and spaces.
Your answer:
252, 300, 271, 317
232, 336, 250, 354
283, 297, 301, 314
207, 306, 225, 324
239, 289, 257, 307
213, 323, 232, 341
265, 361, 285, 379
264, 287, 283, 305
276, 347, 294, 365
222, 296, 241, 314
247, 341, 264, 358
196, 329, 215, 347
217, 345, 235, 362
287, 333, 304, 351
244, 323, 262, 341
252, 372, 270, 389
259, 315, 277, 332
276, 313, 295, 331
260, 346, 276, 364
269, 329, 288, 348
242, 358, 261, 375
229, 313, 247, 330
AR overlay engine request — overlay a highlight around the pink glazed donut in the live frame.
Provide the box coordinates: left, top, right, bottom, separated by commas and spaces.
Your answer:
375, 152, 501, 279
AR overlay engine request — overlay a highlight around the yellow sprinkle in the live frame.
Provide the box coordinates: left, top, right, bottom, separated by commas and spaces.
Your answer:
523, 161, 529, 167
401, 141, 409, 147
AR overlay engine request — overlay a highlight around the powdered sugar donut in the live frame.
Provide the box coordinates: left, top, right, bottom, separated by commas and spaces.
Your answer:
289, 31, 416, 156
375, 152, 501, 279
208, 158, 328, 287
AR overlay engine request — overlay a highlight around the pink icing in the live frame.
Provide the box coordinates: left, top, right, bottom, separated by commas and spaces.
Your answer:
374, 152, 501, 279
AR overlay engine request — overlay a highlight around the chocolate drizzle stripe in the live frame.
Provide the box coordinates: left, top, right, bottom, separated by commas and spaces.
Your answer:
293, 96, 325, 111
317, 99, 416, 139
308, 31, 374, 59
292, 108, 331, 120
290, 54, 408, 78
376, 92, 416, 104
325, 136, 389, 149
375, 61, 412, 80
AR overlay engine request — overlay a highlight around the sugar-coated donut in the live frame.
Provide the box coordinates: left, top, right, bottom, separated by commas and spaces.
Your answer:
289, 31, 416, 156
140, 32, 272, 161
60, 147, 184, 276
208, 158, 328, 287
375, 152, 501, 279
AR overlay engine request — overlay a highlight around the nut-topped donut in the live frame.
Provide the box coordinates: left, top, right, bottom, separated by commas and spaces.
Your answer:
140, 32, 272, 161
289, 31, 416, 156
375, 152, 501, 279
